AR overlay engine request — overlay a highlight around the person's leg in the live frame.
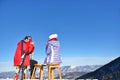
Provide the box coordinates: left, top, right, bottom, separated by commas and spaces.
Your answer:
14, 66, 19, 80
25, 66, 31, 79
30, 59, 38, 78
23, 66, 27, 79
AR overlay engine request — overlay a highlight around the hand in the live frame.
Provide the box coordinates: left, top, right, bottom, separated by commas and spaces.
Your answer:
30, 42, 34, 46
46, 42, 48, 46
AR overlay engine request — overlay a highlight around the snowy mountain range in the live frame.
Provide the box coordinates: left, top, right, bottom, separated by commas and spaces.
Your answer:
0, 65, 102, 79
60, 65, 102, 74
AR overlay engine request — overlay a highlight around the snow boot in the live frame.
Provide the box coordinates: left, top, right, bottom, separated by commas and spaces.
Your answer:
14, 73, 19, 80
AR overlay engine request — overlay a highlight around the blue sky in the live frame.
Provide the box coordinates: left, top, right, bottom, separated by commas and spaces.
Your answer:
0, 0, 120, 72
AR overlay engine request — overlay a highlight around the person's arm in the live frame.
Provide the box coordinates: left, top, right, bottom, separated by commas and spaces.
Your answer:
28, 42, 35, 54
46, 43, 51, 55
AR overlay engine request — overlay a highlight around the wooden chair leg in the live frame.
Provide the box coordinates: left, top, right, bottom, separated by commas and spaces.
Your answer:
40, 67, 43, 80
31, 67, 36, 79
58, 66, 62, 80
51, 68, 54, 80
48, 66, 51, 80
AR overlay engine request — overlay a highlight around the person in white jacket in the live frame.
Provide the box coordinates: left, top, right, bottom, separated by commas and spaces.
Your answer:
44, 33, 62, 64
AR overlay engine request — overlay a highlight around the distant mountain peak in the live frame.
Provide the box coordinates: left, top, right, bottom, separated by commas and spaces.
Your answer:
70, 66, 76, 69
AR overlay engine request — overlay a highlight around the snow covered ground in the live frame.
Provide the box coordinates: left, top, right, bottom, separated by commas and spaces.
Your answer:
0, 79, 98, 80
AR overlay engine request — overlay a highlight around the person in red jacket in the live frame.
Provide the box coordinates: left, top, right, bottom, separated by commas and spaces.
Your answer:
13, 36, 34, 80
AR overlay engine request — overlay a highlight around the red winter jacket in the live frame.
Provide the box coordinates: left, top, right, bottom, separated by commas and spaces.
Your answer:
14, 40, 34, 66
